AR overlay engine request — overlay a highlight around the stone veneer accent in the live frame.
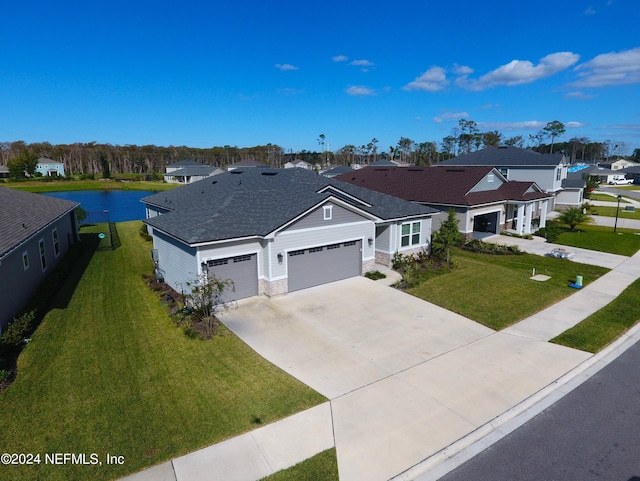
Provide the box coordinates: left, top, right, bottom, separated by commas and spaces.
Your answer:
263, 278, 288, 297
362, 258, 376, 274
375, 251, 392, 267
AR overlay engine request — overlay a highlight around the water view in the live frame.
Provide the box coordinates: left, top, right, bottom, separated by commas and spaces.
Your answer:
43, 190, 154, 222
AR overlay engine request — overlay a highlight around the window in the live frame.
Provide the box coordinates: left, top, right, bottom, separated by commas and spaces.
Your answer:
401, 222, 421, 247
39, 239, 47, 272
233, 255, 252, 263
210, 259, 228, 266
323, 205, 333, 220
22, 251, 29, 271
309, 246, 323, 253
289, 249, 305, 256
487, 173, 494, 183
499, 168, 508, 177
327, 244, 340, 250
556, 168, 561, 181
343, 241, 356, 247
52, 229, 60, 257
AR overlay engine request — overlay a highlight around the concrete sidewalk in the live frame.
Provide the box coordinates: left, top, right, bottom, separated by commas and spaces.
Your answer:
120, 248, 640, 481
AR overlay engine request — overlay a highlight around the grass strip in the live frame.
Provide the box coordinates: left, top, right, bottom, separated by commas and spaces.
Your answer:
0, 221, 325, 481
553, 225, 640, 256
409, 248, 609, 331
260, 449, 339, 481
550, 277, 640, 353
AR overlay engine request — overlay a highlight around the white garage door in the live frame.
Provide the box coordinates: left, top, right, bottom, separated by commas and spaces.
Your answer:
207, 254, 258, 302
288, 240, 362, 292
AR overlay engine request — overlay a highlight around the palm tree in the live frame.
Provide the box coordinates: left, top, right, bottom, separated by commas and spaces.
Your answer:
557, 207, 593, 231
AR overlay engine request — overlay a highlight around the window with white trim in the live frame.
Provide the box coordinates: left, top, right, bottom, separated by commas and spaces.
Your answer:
39, 239, 47, 272
401, 222, 421, 247
323, 205, 333, 220
22, 251, 29, 271
52, 228, 60, 257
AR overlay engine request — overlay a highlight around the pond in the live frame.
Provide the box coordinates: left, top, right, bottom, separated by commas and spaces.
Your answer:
43, 190, 154, 222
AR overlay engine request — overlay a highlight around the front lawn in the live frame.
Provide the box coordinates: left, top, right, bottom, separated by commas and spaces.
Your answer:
587, 193, 630, 203
408, 248, 609, 331
0, 222, 325, 481
551, 277, 640, 353
260, 449, 339, 481
592, 205, 640, 220
553, 225, 640, 256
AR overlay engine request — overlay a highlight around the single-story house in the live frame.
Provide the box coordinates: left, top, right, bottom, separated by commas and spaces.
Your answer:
142, 168, 436, 301
35, 157, 65, 177
321, 165, 354, 178
598, 159, 640, 171
335, 166, 552, 239
0, 188, 79, 333
438, 146, 576, 207
284, 159, 313, 170
227, 159, 269, 171
164, 160, 222, 184
0, 165, 9, 179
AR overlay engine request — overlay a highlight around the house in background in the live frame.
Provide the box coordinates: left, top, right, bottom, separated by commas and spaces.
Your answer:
0, 165, 9, 179
0, 188, 79, 333
336, 166, 552, 239
164, 160, 222, 184
35, 157, 65, 177
598, 159, 640, 171
227, 159, 269, 171
284, 159, 312, 170
321, 165, 353, 178
142, 168, 436, 302
438, 146, 574, 207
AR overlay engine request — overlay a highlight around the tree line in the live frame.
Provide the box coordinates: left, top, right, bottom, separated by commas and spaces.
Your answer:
2, 120, 638, 178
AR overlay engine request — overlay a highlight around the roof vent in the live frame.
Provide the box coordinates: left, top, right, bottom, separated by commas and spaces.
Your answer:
211, 180, 217, 184
374, 168, 389, 171
261, 171, 279, 176
407, 168, 423, 172
445, 168, 465, 172
498, 145, 508, 149
230, 170, 243, 174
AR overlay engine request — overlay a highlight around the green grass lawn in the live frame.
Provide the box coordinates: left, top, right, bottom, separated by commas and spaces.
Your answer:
260, 449, 339, 481
1, 178, 177, 193
0, 222, 325, 481
591, 205, 640, 220
587, 193, 630, 203
553, 225, 640, 256
551, 277, 640, 353
408, 248, 609, 331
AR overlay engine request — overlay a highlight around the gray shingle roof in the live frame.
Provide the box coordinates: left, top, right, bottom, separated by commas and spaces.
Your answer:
165, 166, 221, 177
142, 168, 436, 244
166, 160, 208, 168
0, 187, 78, 258
439, 146, 564, 167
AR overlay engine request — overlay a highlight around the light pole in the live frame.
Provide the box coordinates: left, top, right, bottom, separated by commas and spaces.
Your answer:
614, 194, 622, 233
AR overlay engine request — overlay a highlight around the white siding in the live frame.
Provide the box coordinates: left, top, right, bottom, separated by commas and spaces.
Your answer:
152, 230, 197, 293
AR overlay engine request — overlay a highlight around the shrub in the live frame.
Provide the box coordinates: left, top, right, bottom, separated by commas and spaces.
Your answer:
139, 223, 153, 241
365, 270, 386, 280
1, 310, 36, 350
0, 369, 10, 383
536, 222, 561, 243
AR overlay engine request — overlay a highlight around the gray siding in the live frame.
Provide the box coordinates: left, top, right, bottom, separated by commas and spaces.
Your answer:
152, 229, 197, 294
375, 225, 390, 252
0, 212, 76, 333
285, 202, 366, 231
468, 172, 506, 193
506, 167, 558, 192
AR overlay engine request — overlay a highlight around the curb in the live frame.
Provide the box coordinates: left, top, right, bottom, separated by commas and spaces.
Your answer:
391, 322, 640, 481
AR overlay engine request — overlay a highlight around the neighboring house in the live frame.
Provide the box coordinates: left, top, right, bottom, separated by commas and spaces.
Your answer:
142, 168, 436, 302
0, 165, 9, 179
336, 166, 552, 239
227, 159, 269, 171
0, 188, 79, 333
576, 165, 621, 185
164, 160, 222, 184
284, 159, 312, 170
438, 146, 569, 207
321, 165, 354, 178
598, 159, 640, 171
35, 157, 65, 177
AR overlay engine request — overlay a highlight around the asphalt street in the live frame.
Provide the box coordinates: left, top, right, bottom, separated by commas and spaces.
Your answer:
438, 339, 640, 481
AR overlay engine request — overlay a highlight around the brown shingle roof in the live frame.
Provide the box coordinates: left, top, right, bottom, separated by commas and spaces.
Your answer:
335, 166, 551, 206
0, 187, 78, 258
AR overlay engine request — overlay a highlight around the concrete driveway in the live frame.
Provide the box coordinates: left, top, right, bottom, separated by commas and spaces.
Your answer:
221, 277, 591, 481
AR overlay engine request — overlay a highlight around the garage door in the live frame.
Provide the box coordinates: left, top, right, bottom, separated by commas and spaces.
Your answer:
207, 254, 258, 302
288, 240, 362, 292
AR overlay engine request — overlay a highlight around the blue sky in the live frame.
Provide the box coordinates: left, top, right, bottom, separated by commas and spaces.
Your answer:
2, 0, 639, 154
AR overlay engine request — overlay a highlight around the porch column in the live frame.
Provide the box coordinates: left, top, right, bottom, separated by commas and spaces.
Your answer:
517, 204, 526, 236
524, 203, 534, 234
539, 200, 548, 229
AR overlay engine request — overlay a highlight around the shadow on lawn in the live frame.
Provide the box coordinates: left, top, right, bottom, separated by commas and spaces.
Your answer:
0, 232, 100, 389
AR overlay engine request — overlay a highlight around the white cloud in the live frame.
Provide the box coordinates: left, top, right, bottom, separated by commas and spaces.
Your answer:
403, 67, 449, 92
570, 47, 640, 88
278, 88, 304, 95
582, 6, 596, 15
332, 55, 348, 62
350, 59, 374, 67
478, 103, 500, 110
433, 111, 469, 123
274, 63, 299, 71
345, 85, 375, 96
601, 123, 640, 131
453, 64, 473, 76
464, 52, 580, 90
564, 91, 597, 99
478, 120, 547, 131
565, 121, 585, 128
